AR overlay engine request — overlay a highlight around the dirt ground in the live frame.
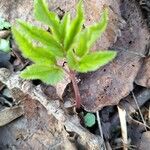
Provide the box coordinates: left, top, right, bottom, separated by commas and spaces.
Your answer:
0, 0, 150, 150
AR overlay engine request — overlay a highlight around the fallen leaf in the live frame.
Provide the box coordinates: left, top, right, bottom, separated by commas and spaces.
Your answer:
139, 131, 150, 150
0, 30, 11, 38
0, 106, 24, 127
78, 0, 149, 112
135, 56, 150, 87
0, 51, 12, 69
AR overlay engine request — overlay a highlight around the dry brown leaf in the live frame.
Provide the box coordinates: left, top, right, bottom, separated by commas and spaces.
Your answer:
139, 131, 150, 150
78, 0, 149, 112
135, 56, 150, 87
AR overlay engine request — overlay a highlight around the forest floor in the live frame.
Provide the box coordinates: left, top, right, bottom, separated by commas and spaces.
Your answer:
0, 0, 150, 149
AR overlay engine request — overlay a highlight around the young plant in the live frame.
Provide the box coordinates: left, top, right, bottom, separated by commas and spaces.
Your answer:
12, 0, 116, 108
0, 17, 11, 30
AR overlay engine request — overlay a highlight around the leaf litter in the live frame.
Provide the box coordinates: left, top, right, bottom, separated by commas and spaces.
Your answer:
0, 0, 150, 149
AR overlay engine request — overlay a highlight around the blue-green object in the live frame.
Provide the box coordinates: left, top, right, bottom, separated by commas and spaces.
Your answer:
0, 17, 11, 30
0, 39, 10, 53
84, 113, 96, 127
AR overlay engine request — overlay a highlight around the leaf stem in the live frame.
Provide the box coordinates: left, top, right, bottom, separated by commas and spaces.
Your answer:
69, 69, 81, 108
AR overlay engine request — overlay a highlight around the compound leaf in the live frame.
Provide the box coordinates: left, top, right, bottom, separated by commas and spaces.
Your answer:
74, 31, 89, 57
21, 64, 64, 85
87, 8, 108, 48
12, 27, 56, 64
64, 0, 84, 51
67, 49, 80, 71
75, 8, 108, 57
60, 13, 70, 44
78, 51, 116, 72
17, 20, 63, 57
34, 0, 61, 41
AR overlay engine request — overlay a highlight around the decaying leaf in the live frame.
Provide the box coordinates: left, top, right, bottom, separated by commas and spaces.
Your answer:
72, 0, 149, 112
0, 51, 12, 69
135, 56, 150, 88
139, 131, 150, 150
0, 106, 24, 127
0, 30, 11, 38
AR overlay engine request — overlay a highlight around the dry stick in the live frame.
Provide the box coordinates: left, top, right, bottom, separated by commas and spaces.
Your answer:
131, 91, 147, 131
0, 68, 102, 149
96, 111, 106, 150
117, 106, 128, 150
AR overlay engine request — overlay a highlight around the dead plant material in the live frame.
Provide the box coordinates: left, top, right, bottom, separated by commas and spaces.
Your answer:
0, 68, 103, 150
118, 106, 128, 150
0, 106, 24, 127
78, 0, 150, 112
135, 56, 150, 87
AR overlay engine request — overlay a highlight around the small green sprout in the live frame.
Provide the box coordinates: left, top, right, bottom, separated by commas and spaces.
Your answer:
84, 113, 96, 127
12, 0, 117, 108
0, 17, 11, 30
0, 39, 10, 53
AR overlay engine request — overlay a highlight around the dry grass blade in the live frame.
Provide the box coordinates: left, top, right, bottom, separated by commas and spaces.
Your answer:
131, 91, 147, 131
149, 105, 150, 125
96, 111, 106, 150
117, 106, 128, 150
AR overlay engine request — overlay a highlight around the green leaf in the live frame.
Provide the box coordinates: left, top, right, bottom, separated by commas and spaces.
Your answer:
78, 51, 116, 72
21, 64, 64, 85
60, 13, 70, 44
84, 113, 96, 127
0, 18, 11, 30
0, 39, 10, 53
67, 50, 116, 72
17, 20, 63, 57
75, 8, 109, 57
12, 27, 56, 64
74, 31, 89, 57
64, 0, 84, 50
67, 49, 80, 71
34, 0, 61, 41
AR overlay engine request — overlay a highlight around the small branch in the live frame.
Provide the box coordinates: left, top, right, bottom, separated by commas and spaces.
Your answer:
0, 68, 102, 149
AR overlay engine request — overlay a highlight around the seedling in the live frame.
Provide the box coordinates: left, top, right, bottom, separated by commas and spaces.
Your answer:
84, 113, 96, 127
12, 0, 116, 108
0, 17, 11, 30
0, 39, 10, 53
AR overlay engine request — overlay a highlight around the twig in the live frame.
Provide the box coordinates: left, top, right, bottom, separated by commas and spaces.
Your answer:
0, 68, 102, 149
119, 88, 150, 115
96, 111, 106, 150
131, 91, 147, 131
127, 115, 150, 130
